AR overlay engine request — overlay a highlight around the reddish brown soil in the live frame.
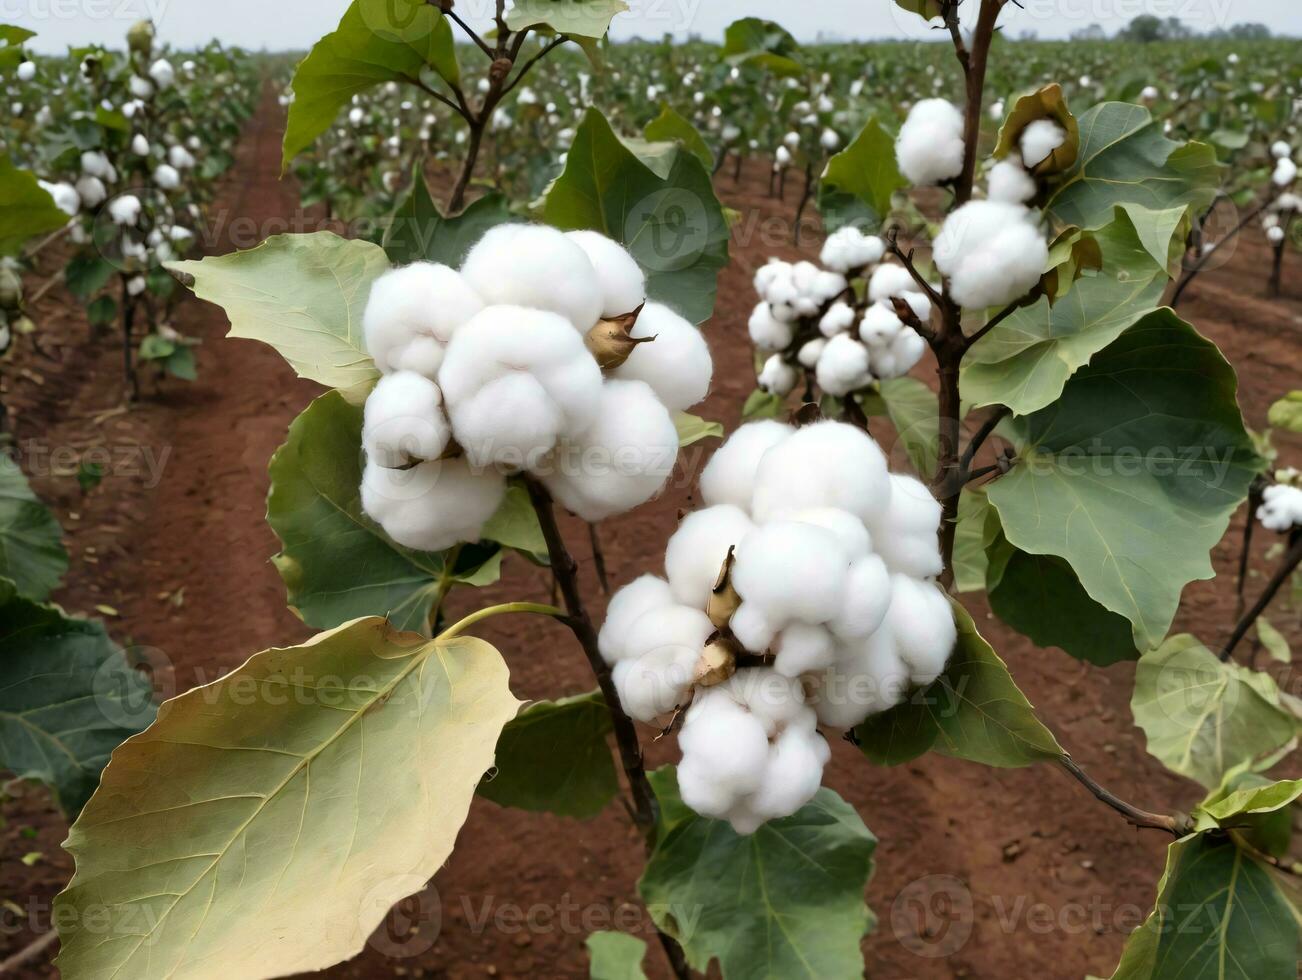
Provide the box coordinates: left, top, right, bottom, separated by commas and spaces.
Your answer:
3, 91, 1301, 980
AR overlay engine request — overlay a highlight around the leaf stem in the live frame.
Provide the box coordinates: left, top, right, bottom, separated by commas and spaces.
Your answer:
1220, 529, 1302, 662
439, 601, 564, 640
1170, 192, 1274, 307
1058, 756, 1192, 836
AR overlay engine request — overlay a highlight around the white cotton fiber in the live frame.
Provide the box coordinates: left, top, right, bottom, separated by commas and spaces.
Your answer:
859, 302, 902, 347
809, 630, 909, 728
819, 301, 856, 337
867, 262, 920, 304
80, 151, 115, 180
360, 457, 506, 552
883, 574, 957, 684
699, 420, 794, 511
751, 421, 892, 525
1019, 118, 1067, 169
748, 301, 794, 351
153, 164, 180, 190
815, 334, 872, 397
820, 226, 885, 272
866, 474, 943, 578
932, 200, 1048, 310
679, 688, 771, 795
461, 224, 604, 331
565, 229, 647, 317
790, 506, 871, 558
362, 371, 451, 467
773, 622, 837, 677
599, 574, 675, 665
1271, 140, 1292, 160
665, 505, 755, 610
39, 181, 79, 216
828, 554, 892, 640
798, 338, 827, 368
729, 600, 780, 654
363, 263, 484, 376
731, 520, 849, 627
754, 260, 789, 297
882, 327, 926, 379
612, 302, 712, 412
74, 176, 107, 208
896, 98, 966, 186
748, 722, 829, 823
757, 354, 798, 396
988, 158, 1036, 204
438, 305, 602, 468
615, 604, 714, 720
1273, 158, 1298, 188
541, 378, 678, 521
1259, 484, 1302, 532
724, 667, 810, 735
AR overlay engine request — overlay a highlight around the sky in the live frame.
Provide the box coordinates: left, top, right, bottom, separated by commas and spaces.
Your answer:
11, 0, 1301, 52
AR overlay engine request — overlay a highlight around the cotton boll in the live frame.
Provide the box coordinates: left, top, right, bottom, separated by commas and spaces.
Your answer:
820, 226, 885, 272
17, 61, 36, 82
128, 75, 154, 100
820, 128, 840, 151
168, 144, 196, 170
1273, 158, 1298, 188
38, 181, 79, 217
74, 176, 107, 209
724, 667, 811, 736
858, 302, 902, 348
809, 630, 910, 728
360, 457, 506, 552
867, 262, 919, 304
126, 275, 146, 297
783, 131, 801, 150
131, 133, 150, 156
1271, 140, 1292, 160
80, 151, 114, 180
699, 420, 794, 511
676, 758, 735, 818
440, 305, 602, 469
819, 301, 856, 337
598, 575, 674, 665
461, 224, 603, 331
1268, 226, 1286, 245
148, 58, 175, 89
882, 327, 926, 379
616, 604, 714, 719
363, 263, 484, 376
730, 600, 779, 654
757, 354, 798, 397
815, 334, 872, 397
1258, 484, 1302, 532
665, 505, 755, 609
865, 474, 942, 578
732, 521, 849, 627
775, 145, 792, 167
884, 574, 956, 684
153, 164, 180, 190
828, 553, 892, 641
748, 302, 794, 351
773, 622, 837, 677
1140, 85, 1159, 102
678, 688, 771, 796
896, 98, 965, 186
754, 259, 790, 297
814, 270, 848, 302
988, 158, 1036, 204
1019, 118, 1066, 169
565, 230, 646, 317
933, 200, 1048, 310
751, 420, 892, 526
362, 371, 451, 468
612, 302, 712, 412
541, 379, 678, 521
748, 722, 829, 824
797, 338, 827, 369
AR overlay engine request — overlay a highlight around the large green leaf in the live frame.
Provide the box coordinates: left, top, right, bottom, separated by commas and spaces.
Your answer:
644, 104, 713, 172
586, 931, 647, 980
855, 601, 1063, 767
720, 17, 803, 77
0, 155, 69, 255
477, 691, 618, 819
1193, 777, 1302, 846
952, 487, 997, 593
1044, 102, 1221, 231
0, 580, 154, 816
505, 0, 627, 38
859, 376, 939, 477
171, 232, 386, 393
1108, 833, 1299, 979
816, 117, 906, 233
384, 171, 512, 265
282, 0, 459, 168
1131, 635, 1297, 788
0, 455, 67, 600
543, 108, 730, 325
55, 617, 520, 980
962, 205, 1180, 415
638, 767, 876, 980
987, 310, 1261, 649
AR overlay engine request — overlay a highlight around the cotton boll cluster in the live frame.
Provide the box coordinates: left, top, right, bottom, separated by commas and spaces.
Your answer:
1258, 484, 1302, 532
896, 98, 966, 186
933, 200, 1048, 309
359, 225, 710, 548
600, 420, 956, 832
820, 226, 886, 273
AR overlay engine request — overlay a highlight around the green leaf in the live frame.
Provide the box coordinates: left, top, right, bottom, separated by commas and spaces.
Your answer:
859, 376, 939, 477
55, 617, 520, 980
643, 104, 713, 172
171, 232, 386, 393
480, 483, 548, 561
892, 0, 943, 19
504, 0, 627, 38
1267, 391, 1302, 433
384, 170, 512, 266
586, 931, 647, 980
0, 579, 155, 816
1258, 617, 1292, 663
741, 388, 783, 420
477, 692, 617, 819
1132, 635, 1297, 788
0, 155, 69, 256
282, 0, 459, 169
817, 116, 906, 233
0, 455, 67, 600
987, 545, 1139, 666
962, 205, 1179, 415
64, 253, 115, 301
987, 310, 1261, 649
952, 488, 996, 593
674, 412, 723, 447
0, 25, 36, 44
543, 108, 730, 325
86, 295, 117, 326
856, 601, 1063, 767
638, 767, 876, 980
267, 390, 463, 632
720, 17, 804, 77
1194, 778, 1302, 833
1044, 102, 1221, 231
162, 344, 197, 381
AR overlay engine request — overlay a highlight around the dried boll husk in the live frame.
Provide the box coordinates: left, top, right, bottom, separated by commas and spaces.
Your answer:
585, 304, 650, 370
706, 547, 742, 629
694, 636, 741, 687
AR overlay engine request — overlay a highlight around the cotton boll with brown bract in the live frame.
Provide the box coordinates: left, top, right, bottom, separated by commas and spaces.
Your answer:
612, 302, 712, 412
565, 229, 646, 317
1019, 118, 1066, 168
665, 505, 755, 610
360, 457, 506, 553
613, 604, 714, 721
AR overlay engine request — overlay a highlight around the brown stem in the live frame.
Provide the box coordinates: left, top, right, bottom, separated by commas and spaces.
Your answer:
964, 289, 1038, 349
588, 522, 610, 595
1171, 195, 1273, 307
445, 7, 493, 57
1058, 756, 1191, 836
500, 36, 570, 98
0, 929, 59, 974
952, 0, 1005, 206
447, 121, 484, 214
957, 405, 1010, 477
1235, 479, 1266, 619
1221, 529, 1302, 662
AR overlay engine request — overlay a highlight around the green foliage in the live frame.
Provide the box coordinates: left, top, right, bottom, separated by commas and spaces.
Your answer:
860, 376, 939, 477
673, 412, 723, 446
0, 155, 69, 255
505, 0, 628, 38
0, 579, 154, 816
0, 454, 67, 600
543, 108, 730, 324
639, 767, 877, 980
816, 117, 905, 232
383, 170, 512, 265
721, 18, 803, 76
478, 692, 618, 819
1267, 391, 1302, 433
643, 104, 714, 171
586, 931, 647, 980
